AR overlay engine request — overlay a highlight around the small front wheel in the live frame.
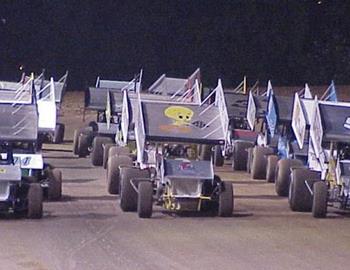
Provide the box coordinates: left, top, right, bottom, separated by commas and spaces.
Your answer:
312, 181, 328, 218
47, 168, 62, 201
218, 180, 233, 217
137, 182, 153, 218
27, 183, 43, 219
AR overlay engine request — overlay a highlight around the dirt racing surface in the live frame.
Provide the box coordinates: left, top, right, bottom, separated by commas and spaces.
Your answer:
1, 91, 350, 270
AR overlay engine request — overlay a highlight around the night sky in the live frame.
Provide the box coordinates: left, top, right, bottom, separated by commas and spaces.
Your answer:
1, 0, 350, 90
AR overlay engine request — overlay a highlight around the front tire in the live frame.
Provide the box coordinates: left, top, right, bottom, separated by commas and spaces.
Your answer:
218, 180, 234, 217
47, 168, 62, 201
137, 181, 153, 218
27, 183, 43, 219
312, 181, 328, 218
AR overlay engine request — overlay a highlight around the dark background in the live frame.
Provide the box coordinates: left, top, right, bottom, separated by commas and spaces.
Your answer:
0, 0, 349, 90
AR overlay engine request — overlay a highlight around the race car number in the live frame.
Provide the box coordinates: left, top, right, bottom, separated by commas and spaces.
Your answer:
13, 154, 44, 169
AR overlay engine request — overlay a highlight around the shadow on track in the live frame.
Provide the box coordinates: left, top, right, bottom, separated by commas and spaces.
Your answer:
54, 165, 93, 169
43, 148, 73, 153
150, 208, 253, 219
45, 156, 80, 160
59, 195, 116, 202
232, 180, 269, 185
235, 194, 285, 200
63, 178, 98, 184
44, 212, 116, 220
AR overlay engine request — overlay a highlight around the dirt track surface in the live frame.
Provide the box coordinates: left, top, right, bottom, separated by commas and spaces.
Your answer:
1, 92, 350, 270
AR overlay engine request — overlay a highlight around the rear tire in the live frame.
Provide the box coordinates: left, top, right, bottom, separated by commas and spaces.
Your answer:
91, 136, 113, 166
109, 146, 130, 157
232, 141, 254, 171
27, 183, 43, 219
137, 181, 153, 218
107, 146, 130, 167
199, 145, 212, 161
289, 168, 320, 212
218, 180, 234, 217
275, 159, 303, 196
107, 155, 133, 194
312, 181, 328, 218
103, 143, 115, 169
53, 123, 65, 144
251, 146, 274, 179
77, 133, 91, 157
120, 167, 150, 212
47, 168, 62, 201
72, 129, 80, 155
214, 146, 224, 167
246, 147, 253, 173
88, 121, 98, 132
266, 155, 278, 183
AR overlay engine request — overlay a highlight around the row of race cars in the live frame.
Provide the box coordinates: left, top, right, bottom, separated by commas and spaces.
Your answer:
73, 69, 233, 218
72, 68, 350, 219
1, 67, 349, 220
0, 71, 68, 218
245, 81, 350, 218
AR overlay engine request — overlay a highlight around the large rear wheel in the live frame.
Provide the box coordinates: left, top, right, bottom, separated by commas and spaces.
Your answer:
77, 130, 94, 157
289, 168, 320, 212
73, 127, 93, 155
72, 129, 81, 155
91, 136, 113, 166
199, 145, 212, 161
53, 123, 65, 144
246, 147, 253, 173
232, 141, 254, 171
275, 159, 303, 196
251, 146, 274, 179
120, 167, 150, 212
107, 155, 133, 195
214, 145, 224, 167
102, 143, 115, 169
105, 146, 130, 169
266, 155, 278, 183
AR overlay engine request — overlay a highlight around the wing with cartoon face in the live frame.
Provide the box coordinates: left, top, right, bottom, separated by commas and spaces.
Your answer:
141, 101, 226, 145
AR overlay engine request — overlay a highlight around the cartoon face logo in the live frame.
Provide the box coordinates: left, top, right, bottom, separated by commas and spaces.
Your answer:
164, 106, 194, 126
